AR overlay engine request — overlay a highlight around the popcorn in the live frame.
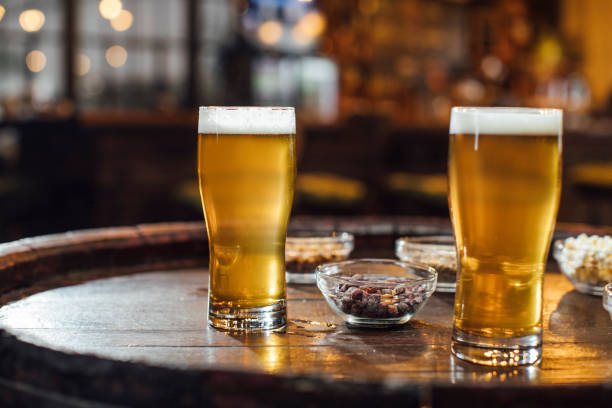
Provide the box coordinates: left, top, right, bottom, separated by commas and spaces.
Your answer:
555, 234, 612, 287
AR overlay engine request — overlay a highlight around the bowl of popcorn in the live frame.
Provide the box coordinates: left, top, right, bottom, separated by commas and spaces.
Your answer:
285, 231, 354, 284
315, 259, 437, 327
553, 234, 612, 296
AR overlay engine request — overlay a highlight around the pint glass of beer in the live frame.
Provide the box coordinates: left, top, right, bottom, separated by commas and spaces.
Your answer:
448, 107, 562, 366
198, 107, 296, 331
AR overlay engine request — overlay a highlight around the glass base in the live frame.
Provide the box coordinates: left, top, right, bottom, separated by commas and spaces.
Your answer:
208, 300, 286, 331
451, 327, 542, 366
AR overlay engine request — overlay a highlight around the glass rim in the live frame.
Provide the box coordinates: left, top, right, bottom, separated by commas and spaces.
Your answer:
199, 106, 295, 111
450, 106, 563, 135
451, 106, 562, 115
198, 106, 295, 134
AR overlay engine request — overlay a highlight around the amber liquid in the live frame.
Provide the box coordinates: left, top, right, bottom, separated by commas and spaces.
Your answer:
448, 133, 561, 338
198, 133, 296, 309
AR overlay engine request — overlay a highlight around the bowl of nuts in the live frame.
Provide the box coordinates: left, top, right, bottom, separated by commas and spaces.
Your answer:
553, 234, 612, 296
395, 235, 457, 293
315, 259, 437, 327
286, 231, 354, 284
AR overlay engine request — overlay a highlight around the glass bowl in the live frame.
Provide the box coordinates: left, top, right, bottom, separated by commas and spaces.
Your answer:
315, 259, 437, 328
603, 283, 612, 319
604, 283, 612, 320
285, 232, 354, 284
553, 234, 612, 296
395, 236, 456, 293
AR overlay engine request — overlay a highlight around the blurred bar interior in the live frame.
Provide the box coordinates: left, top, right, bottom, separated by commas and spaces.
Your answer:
1, 0, 612, 241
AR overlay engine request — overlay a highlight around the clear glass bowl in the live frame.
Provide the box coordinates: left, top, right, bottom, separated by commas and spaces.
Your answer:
553, 235, 612, 296
285, 232, 354, 284
604, 283, 612, 320
395, 235, 456, 293
315, 259, 437, 328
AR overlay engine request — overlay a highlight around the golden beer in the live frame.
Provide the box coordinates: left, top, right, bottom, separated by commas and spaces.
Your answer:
448, 107, 562, 366
198, 107, 296, 331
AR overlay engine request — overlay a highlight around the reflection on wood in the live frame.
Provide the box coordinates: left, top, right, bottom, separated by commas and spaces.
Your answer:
0, 218, 610, 406
1, 270, 610, 387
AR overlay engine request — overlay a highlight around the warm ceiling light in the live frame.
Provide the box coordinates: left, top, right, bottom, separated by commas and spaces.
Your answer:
0, 5, 6, 21
99, 0, 122, 20
76, 53, 91, 76
26, 50, 46, 72
105, 45, 127, 68
110, 9, 133, 31
292, 12, 326, 45
291, 27, 311, 46
299, 12, 326, 37
257, 20, 283, 46
19, 9, 45, 32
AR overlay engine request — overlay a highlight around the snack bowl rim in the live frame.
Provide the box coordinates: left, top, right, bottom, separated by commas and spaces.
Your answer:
396, 234, 455, 244
395, 235, 456, 254
287, 231, 354, 245
315, 258, 438, 284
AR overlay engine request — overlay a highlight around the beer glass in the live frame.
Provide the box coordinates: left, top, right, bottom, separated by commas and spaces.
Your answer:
448, 107, 562, 366
198, 107, 296, 331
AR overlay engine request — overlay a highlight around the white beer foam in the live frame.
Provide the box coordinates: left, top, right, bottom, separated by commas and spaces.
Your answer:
199, 107, 295, 134
450, 107, 562, 135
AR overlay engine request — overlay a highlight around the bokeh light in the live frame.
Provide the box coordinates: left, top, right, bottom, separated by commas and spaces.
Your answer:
481, 54, 504, 81
110, 9, 133, 31
105, 45, 128, 68
99, 0, 122, 20
291, 26, 310, 45
301, 12, 326, 37
257, 21, 283, 46
19, 9, 45, 32
76, 53, 91, 76
292, 11, 326, 45
26, 50, 46, 72
0, 5, 6, 21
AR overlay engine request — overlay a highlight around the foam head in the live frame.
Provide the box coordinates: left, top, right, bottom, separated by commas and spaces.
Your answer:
450, 107, 563, 135
198, 107, 296, 135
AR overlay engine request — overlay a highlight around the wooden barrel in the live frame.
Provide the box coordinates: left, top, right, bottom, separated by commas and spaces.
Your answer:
0, 217, 610, 407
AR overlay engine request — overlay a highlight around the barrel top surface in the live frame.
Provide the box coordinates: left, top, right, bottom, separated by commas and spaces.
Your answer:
0, 217, 611, 407
1, 267, 610, 386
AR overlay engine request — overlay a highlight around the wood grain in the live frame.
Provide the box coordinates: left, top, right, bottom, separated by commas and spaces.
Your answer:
0, 218, 610, 407
1, 269, 610, 387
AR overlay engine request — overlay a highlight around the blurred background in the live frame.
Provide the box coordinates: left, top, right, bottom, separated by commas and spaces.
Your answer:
1, 0, 612, 242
